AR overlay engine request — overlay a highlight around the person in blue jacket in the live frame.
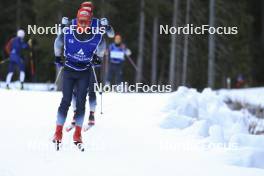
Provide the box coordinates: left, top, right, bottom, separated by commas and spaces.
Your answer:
52, 8, 105, 148
54, 2, 114, 131
106, 34, 131, 86
5, 29, 31, 89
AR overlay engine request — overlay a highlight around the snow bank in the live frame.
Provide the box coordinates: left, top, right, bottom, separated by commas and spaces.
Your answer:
162, 86, 264, 169
162, 87, 248, 140
229, 133, 264, 149
218, 88, 264, 106
160, 114, 195, 129
225, 147, 264, 169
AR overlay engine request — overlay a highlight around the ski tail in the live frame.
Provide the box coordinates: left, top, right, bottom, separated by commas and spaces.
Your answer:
83, 124, 94, 132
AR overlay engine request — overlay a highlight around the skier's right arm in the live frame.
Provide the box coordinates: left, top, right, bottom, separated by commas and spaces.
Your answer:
54, 34, 64, 67
54, 35, 63, 57
54, 17, 69, 67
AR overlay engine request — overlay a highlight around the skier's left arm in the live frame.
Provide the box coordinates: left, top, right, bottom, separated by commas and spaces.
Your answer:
100, 18, 115, 38
122, 44, 132, 58
125, 47, 132, 57
92, 39, 106, 66
22, 39, 32, 49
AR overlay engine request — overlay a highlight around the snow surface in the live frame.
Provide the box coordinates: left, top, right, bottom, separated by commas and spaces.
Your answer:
218, 87, 264, 106
0, 86, 264, 176
0, 81, 54, 91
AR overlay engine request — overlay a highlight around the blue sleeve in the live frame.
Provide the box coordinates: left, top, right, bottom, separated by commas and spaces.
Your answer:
54, 33, 64, 57
11, 38, 19, 49
109, 43, 113, 51
22, 41, 29, 49
95, 38, 106, 58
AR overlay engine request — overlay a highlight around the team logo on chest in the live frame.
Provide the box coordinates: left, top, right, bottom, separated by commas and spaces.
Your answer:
77, 49, 84, 55
73, 48, 87, 61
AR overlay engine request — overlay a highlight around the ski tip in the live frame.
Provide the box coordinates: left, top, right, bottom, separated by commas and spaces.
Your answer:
65, 128, 72, 132
74, 142, 85, 152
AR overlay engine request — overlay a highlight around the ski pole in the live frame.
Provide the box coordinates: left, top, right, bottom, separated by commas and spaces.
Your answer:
127, 56, 139, 71
127, 56, 148, 82
55, 66, 64, 88
92, 65, 103, 115
0, 58, 10, 65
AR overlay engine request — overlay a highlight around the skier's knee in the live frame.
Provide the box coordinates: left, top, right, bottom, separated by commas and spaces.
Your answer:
75, 107, 85, 119
59, 99, 71, 113
75, 101, 86, 116
89, 91, 96, 101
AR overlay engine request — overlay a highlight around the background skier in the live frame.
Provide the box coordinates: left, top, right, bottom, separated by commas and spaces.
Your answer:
106, 34, 131, 86
5, 29, 32, 89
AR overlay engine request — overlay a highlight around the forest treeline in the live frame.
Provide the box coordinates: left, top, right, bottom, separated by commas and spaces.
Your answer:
0, 0, 263, 90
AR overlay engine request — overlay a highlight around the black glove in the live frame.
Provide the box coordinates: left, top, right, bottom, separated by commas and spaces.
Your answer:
105, 25, 112, 32
55, 56, 64, 67
91, 55, 102, 66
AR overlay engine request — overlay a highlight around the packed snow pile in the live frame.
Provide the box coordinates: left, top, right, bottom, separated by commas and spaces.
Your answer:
161, 86, 264, 169
218, 88, 264, 134
219, 87, 264, 107
161, 86, 248, 139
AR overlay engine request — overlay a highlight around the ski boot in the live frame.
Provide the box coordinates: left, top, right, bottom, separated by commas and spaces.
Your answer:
73, 126, 84, 152
20, 82, 24, 90
52, 125, 63, 151
88, 111, 95, 126
83, 112, 95, 132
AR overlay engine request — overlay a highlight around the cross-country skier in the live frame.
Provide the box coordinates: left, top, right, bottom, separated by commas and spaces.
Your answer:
54, 1, 114, 132
106, 34, 131, 86
52, 7, 106, 151
5, 29, 32, 89
69, 1, 113, 127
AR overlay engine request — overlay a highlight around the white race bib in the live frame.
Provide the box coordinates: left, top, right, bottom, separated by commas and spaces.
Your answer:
110, 51, 125, 60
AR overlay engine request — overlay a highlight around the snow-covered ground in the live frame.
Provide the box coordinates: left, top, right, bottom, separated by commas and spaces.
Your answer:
0, 86, 264, 176
0, 81, 54, 91
218, 87, 264, 106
